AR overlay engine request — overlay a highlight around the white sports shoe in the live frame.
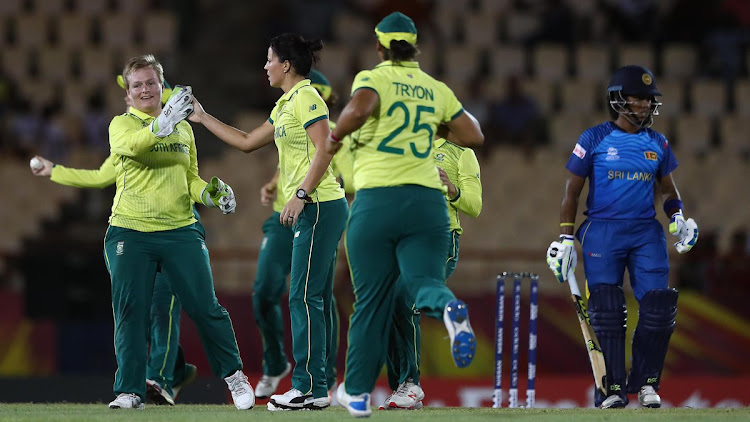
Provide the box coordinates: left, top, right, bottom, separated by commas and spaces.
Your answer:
336, 383, 371, 417
145, 379, 175, 406
255, 362, 292, 399
600, 394, 626, 409
443, 299, 476, 368
379, 379, 424, 410
224, 370, 255, 410
638, 385, 661, 408
108, 393, 145, 410
270, 388, 330, 410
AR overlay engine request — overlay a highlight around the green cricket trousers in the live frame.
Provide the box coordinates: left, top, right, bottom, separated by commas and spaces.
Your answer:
385, 230, 461, 389
289, 198, 348, 398
104, 223, 242, 399
253, 212, 341, 387
343, 185, 456, 395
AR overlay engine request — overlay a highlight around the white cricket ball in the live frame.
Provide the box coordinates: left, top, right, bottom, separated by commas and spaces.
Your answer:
30, 157, 44, 171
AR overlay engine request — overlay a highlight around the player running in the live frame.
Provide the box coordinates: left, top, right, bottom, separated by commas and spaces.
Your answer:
546, 65, 698, 409
325, 12, 484, 417
382, 133, 483, 410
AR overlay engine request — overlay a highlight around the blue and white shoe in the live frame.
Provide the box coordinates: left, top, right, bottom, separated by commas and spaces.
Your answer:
336, 383, 372, 417
443, 299, 476, 368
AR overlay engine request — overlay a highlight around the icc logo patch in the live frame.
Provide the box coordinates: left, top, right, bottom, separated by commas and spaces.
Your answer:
116, 241, 125, 256
644, 151, 658, 161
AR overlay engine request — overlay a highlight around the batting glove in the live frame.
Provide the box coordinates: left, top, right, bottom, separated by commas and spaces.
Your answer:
546, 235, 577, 283
201, 177, 236, 214
669, 211, 698, 254
150, 85, 194, 138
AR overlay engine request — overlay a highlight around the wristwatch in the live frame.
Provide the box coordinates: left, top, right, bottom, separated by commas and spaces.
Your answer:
296, 188, 312, 202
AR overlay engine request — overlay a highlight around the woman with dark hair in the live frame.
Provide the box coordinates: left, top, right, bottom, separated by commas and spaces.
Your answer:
190, 33, 347, 411
324, 12, 484, 417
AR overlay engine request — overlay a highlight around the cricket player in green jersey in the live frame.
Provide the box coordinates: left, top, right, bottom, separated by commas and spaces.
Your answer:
31, 152, 199, 406
104, 54, 253, 410
189, 34, 347, 411
381, 135, 483, 409
325, 12, 485, 417
251, 69, 344, 401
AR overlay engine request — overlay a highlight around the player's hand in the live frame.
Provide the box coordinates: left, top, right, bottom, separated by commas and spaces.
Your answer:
150, 85, 194, 137
201, 177, 236, 214
188, 96, 206, 124
669, 211, 698, 254
546, 235, 576, 283
326, 133, 343, 155
30, 155, 53, 176
280, 197, 304, 227
438, 167, 457, 198
260, 182, 277, 206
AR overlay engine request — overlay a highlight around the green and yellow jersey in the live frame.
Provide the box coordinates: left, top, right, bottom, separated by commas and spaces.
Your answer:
269, 79, 344, 203
349, 60, 464, 191
433, 139, 482, 234
51, 154, 117, 188
329, 121, 355, 195
108, 107, 208, 232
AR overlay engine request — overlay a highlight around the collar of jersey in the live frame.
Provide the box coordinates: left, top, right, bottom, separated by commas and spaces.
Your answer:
374, 60, 420, 69
127, 106, 156, 122
278, 79, 312, 103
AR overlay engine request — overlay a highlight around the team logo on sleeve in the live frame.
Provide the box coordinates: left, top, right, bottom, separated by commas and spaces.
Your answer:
572, 143, 587, 159
435, 152, 445, 162
309, 104, 317, 112
644, 151, 658, 161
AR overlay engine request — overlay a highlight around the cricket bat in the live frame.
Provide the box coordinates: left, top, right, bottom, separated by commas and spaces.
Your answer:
567, 269, 607, 396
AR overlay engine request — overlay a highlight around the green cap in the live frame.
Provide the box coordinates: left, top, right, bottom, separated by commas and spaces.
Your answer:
375, 12, 417, 47
309, 69, 332, 101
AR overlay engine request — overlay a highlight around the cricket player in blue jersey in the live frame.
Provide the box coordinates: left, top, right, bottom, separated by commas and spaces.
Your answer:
546, 65, 699, 409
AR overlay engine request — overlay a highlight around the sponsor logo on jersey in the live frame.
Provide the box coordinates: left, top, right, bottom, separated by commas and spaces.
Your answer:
309, 104, 317, 112
588, 252, 602, 258
116, 241, 125, 256
644, 151, 658, 161
435, 152, 445, 162
573, 143, 586, 159
606, 147, 620, 161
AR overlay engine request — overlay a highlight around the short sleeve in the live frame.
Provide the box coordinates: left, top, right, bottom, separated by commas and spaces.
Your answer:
351, 70, 377, 96
657, 134, 679, 178
438, 82, 464, 123
565, 129, 595, 177
294, 88, 329, 129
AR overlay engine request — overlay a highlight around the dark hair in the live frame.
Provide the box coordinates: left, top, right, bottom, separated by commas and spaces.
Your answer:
269, 33, 323, 77
382, 40, 419, 62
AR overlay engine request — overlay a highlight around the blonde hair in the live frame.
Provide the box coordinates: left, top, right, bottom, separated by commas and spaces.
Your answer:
121, 54, 165, 89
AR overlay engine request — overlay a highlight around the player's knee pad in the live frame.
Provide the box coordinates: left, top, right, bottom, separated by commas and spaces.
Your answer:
628, 288, 678, 393
588, 284, 627, 403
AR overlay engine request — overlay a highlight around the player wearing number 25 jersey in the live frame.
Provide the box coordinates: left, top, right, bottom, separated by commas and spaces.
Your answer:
325, 12, 484, 417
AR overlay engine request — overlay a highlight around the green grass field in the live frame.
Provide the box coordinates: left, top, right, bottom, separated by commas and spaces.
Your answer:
1, 404, 749, 422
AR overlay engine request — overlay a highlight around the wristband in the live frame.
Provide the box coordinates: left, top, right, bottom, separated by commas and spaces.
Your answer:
663, 198, 683, 216
329, 132, 341, 143
449, 187, 461, 202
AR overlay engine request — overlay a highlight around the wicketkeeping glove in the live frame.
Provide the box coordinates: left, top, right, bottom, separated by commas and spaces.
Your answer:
669, 210, 699, 254
201, 177, 236, 214
546, 235, 577, 283
150, 85, 194, 138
